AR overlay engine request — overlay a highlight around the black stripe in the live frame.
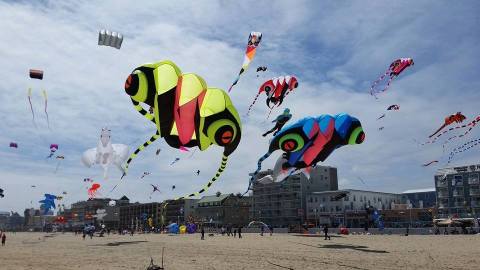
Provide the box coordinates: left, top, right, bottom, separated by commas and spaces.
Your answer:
134, 149, 140, 154
207, 183, 212, 187
143, 142, 149, 147
215, 173, 220, 177
199, 189, 205, 193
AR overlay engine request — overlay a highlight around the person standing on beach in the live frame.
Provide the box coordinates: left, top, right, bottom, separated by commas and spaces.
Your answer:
323, 225, 330, 240
1, 232, 6, 246
201, 226, 205, 240
238, 226, 242, 239
261, 225, 264, 236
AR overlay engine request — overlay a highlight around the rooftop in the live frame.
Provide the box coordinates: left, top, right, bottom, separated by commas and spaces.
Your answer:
197, 194, 230, 204
402, 188, 435, 194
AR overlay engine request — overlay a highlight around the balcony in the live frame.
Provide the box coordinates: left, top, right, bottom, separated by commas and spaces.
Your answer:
437, 203, 448, 208
470, 189, 480, 196
452, 190, 464, 197
468, 179, 480, 185
453, 201, 466, 207
436, 180, 448, 188
471, 201, 480, 207
437, 191, 449, 198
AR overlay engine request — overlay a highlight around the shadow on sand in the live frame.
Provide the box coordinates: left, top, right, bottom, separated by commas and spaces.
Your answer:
291, 242, 389, 253
90, 240, 148, 247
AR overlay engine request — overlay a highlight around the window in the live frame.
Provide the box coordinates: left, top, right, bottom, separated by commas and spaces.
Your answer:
309, 197, 313, 203
353, 195, 356, 202
322, 197, 326, 202
315, 197, 318, 203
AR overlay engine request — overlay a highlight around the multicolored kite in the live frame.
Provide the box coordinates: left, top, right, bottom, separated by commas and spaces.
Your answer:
247, 76, 298, 115
248, 113, 364, 190
122, 60, 242, 199
262, 108, 292, 137
370, 58, 414, 98
228, 32, 262, 92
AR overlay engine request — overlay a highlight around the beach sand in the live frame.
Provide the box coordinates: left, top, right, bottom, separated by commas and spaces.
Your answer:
0, 232, 478, 270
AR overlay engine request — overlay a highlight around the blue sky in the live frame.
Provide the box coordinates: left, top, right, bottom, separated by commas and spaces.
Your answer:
0, 0, 479, 213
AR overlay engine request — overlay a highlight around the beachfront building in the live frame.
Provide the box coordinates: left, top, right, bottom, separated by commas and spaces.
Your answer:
162, 198, 199, 226
251, 166, 338, 228
435, 165, 480, 218
402, 188, 436, 208
306, 189, 403, 227
69, 196, 130, 230
195, 194, 251, 227
119, 202, 162, 231
23, 208, 56, 231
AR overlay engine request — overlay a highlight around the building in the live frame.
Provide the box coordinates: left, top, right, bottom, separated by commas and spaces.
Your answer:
68, 196, 130, 229
435, 165, 480, 218
162, 198, 199, 225
402, 188, 436, 208
23, 208, 56, 231
306, 189, 403, 227
120, 202, 162, 230
195, 194, 251, 226
251, 165, 338, 228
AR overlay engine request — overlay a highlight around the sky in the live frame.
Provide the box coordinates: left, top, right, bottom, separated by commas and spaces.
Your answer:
0, 0, 479, 214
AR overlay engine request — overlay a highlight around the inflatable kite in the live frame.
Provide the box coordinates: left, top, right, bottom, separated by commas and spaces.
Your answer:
387, 105, 400, 111
262, 108, 292, 137
447, 138, 480, 164
376, 114, 386, 120
9, 142, 18, 148
88, 183, 101, 199
47, 144, 58, 158
196, 170, 200, 175
429, 112, 467, 138
81, 127, 129, 179
247, 76, 298, 116
39, 194, 57, 214
29, 69, 43, 80
248, 114, 364, 190
228, 32, 262, 92
98, 29, 123, 49
370, 58, 414, 98
424, 114, 479, 145
247, 221, 269, 229
108, 200, 116, 207
121, 60, 242, 199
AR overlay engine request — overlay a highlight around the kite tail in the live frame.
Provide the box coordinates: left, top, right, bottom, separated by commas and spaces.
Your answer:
246, 93, 261, 116
131, 99, 156, 124
42, 90, 50, 129
370, 71, 390, 97
120, 131, 160, 179
266, 107, 274, 120
27, 88, 37, 128
228, 76, 240, 93
242, 152, 271, 196
429, 123, 447, 138
174, 154, 228, 200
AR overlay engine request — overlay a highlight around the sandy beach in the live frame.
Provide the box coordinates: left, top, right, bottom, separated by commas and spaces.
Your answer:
0, 232, 478, 270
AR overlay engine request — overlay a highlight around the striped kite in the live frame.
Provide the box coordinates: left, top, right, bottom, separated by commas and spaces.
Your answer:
228, 32, 262, 92
370, 58, 414, 98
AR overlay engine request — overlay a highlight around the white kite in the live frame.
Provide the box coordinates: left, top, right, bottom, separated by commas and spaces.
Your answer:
81, 127, 129, 179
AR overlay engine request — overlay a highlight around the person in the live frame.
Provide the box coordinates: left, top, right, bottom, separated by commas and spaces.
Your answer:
261, 225, 265, 236
201, 226, 205, 240
323, 225, 330, 240
234, 228, 237, 238
2, 232, 6, 246
269, 225, 273, 236
262, 108, 292, 137
405, 225, 409, 236
238, 226, 242, 239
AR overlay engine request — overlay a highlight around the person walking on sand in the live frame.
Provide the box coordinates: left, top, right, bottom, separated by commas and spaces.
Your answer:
238, 226, 242, 239
261, 225, 265, 236
201, 226, 205, 240
323, 225, 331, 240
1, 232, 6, 246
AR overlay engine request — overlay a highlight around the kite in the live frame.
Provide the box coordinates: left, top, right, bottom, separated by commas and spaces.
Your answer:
262, 108, 292, 137
29, 69, 43, 80
55, 155, 65, 173
424, 114, 479, 145
248, 113, 364, 190
88, 183, 101, 199
39, 194, 57, 214
62, 191, 67, 195
447, 138, 480, 164
98, 29, 123, 49
247, 221, 269, 229
156, 148, 161, 155
196, 170, 200, 176
84, 178, 93, 182
228, 32, 262, 92
256, 66, 267, 77
376, 114, 386, 120
150, 184, 161, 195
108, 200, 116, 207
81, 127, 129, 179
42, 89, 50, 128
121, 60, 242, 199
422, 160, 439, 167
172, 185, 176, 190
47, 144, 58, 158
370, 58, 414, 98
0, 188, 4, 198
387, 105, 400, 111
246, 76, 298, 116
170, 157, 180, 166
429, 112, 467, 138
9, 142, 18, 148
141, 172, 151, 179
27, 88, 36, 127
379, 127, 384, 131
31, 185, 36, 188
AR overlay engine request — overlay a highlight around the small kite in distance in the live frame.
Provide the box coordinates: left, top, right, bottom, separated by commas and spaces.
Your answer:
422, 160, 439, 167
98, 29, 123, 49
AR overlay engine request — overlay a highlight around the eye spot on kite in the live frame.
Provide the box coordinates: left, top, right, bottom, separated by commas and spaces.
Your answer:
221, 131, 233, 144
